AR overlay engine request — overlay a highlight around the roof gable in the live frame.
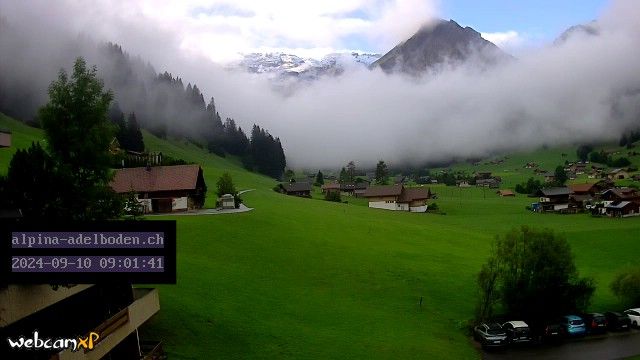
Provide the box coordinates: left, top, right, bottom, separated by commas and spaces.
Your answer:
363, 184, 403, 197
110, 165, 202, 193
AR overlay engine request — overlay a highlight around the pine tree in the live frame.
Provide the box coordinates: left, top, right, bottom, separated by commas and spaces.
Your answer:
315, 171, 324, 186
126, 112, 144, 152
375, 160, 389, 185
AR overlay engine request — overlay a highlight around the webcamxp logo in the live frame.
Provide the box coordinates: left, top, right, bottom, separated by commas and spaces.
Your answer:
7, 331, 100, 352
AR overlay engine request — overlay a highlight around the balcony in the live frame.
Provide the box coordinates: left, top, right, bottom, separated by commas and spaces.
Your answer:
0, 284, 93, 327
54, 288, 160, 360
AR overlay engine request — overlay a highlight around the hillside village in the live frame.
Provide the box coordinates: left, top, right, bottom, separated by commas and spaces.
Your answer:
272, 146, 640, 218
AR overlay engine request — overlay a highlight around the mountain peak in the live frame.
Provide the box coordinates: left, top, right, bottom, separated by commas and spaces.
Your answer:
371, 19, 510, 75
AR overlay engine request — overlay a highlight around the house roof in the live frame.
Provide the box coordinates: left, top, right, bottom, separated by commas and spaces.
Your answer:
570, 194, 593, 202
321, 182, 341, 190
609, 168, 626, 174
539, 187, 570, 196
602, 188, 638, 199
398, 187, 431, 202
498, 190, 515, 196
282, 182, 312, 192
542, 172, 556, 177
341, 182, 368, 191
477, 178, 500, 184
110, 165, 203, 193
569, 183, 595, 193
606, 201, 633, 209
363, 184, 403, 198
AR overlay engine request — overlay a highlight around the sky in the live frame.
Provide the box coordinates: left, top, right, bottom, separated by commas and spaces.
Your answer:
21, 0, 609, 63
154, 0, 608, 60
442, 0, 609, 51
1, 0, 639, 168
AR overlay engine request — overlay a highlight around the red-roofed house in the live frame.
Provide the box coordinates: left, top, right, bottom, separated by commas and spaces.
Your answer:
110, 164, 206, 213
362, 185, 431, 212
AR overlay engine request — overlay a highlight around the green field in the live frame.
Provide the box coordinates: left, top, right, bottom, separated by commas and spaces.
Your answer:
1, 113, 639, 359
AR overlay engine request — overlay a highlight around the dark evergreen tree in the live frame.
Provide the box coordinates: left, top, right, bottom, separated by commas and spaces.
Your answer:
339, 167, 348, 183
126, 112, 145, 152
375, 160, 389, 185
315, 171, 324, 186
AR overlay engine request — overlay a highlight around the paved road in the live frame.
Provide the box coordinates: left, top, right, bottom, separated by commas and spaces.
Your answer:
482, 330, 640, 360
147, 189, 257, 216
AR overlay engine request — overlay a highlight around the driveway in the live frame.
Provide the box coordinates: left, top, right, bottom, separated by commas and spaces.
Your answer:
148, 189, 256, 216
481, 330, 640, 360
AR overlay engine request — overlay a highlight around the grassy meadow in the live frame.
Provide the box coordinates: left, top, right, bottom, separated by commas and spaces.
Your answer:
1, 113, 639, 359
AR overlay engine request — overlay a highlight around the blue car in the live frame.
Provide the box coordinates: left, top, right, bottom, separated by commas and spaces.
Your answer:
561, 315, 586, 337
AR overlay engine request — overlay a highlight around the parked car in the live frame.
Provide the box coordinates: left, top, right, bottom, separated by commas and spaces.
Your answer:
582, 313, 608, 334
605, 311, 631, 331
561, 315, 586, 337
541, 322, 565, 343
624, 308, 640, 328
473, 323, 508, 348
502, 321, 531, 344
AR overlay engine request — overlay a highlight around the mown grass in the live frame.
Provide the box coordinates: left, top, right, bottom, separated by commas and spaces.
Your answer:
2, 112, 639, 359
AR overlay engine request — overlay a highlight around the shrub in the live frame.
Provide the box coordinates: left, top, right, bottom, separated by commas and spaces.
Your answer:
611, 267, 640, 306
324, 191, 341, 202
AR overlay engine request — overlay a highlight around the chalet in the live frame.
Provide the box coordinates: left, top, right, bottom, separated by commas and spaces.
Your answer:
569, 183, 598, 196
567, 183, 598, 209
321, 182, 341, 194
278, 182, 312, 197
363, 185, 431, 212
605, 201, 640, 218
456, 180, 471, 188
110, 164, 206, 213
542, 172, 556, 183
601, 188, 640, 204
476, 178, 500, 188
536, 187, 571, 212
339, 182, 369, 196
608, 168, 630, 180
568, 163, 587, 174
497, 190, 515, 197
0, 128, 11, 148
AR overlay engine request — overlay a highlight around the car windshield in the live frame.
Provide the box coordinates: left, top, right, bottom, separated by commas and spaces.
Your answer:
570, 320, 583, 325
487, 329, 504, 335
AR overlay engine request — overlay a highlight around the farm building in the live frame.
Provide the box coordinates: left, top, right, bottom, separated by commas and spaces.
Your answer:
536, 187, 571, 212
542, 172, 556, 183
605, 201, 640, 217
497, 190, 515, 197
601, 188, 640, 204
277, 182, 312, 197
476, 178, 500, 188
340, 182, 369, 197
0, 128, 11, 148
362, 185, 431, 212
321, 182, 341, 195
110, 164, 207, 213
608, 168, 630, 180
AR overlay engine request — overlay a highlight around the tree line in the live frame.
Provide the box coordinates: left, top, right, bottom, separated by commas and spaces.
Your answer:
0, 42, 286, 179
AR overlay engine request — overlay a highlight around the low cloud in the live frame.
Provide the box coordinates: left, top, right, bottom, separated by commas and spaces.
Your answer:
1, 0, 639, 170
